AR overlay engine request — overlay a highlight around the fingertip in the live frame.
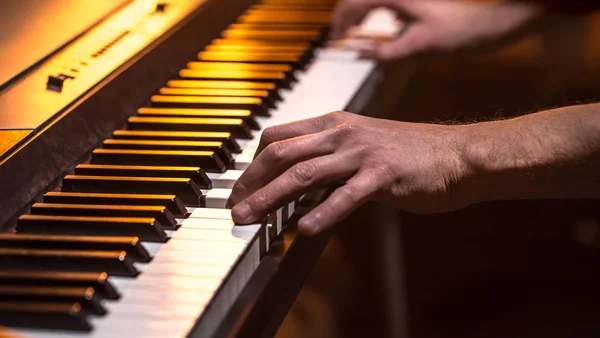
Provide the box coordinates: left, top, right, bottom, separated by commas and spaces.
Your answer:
297, 213, 324, 236
231, 203, 253, 224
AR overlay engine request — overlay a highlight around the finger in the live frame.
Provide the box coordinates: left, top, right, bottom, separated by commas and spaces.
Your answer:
331, 1, 374, 41
255, 111, 351, 155
231, 152, 361, 224
359, 24, 431, 61
226, 128, 338, 208
297, 169, 383, 235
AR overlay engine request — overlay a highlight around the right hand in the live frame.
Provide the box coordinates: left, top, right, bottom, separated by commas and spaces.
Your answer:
330, 0, 543, 61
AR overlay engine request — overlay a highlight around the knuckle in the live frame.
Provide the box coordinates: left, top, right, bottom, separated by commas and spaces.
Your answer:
260, 126, 278, 145
336, 122, 360, 137
264, 141, 287, 164
338, 185, 363, 204
291, 161, 318, 185
324, 111, 350, 123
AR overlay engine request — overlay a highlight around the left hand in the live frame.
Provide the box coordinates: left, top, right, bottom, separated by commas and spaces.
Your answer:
226, 111, 475, 235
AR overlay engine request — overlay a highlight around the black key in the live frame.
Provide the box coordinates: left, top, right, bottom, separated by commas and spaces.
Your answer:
158, 87, 277, 107
63, 174, 207, 205
127, 116, 253, 139
177, 69, 290, 90
0, 271, 119, 300
221, 28, 321, 42
203, 44, 313, 65
211, 38, 311, 47
239, 11, 331, 25
102, 139, 233, 168
112, 129, 241, 153
75, 163, 212, 189
177, 68, 293, 93
30, 203, 177, 230
0, 285, 105, 315
249, 4, 334, 12
0, 234, 151, 262
44, 191, 188, 217
0, 301, 91, 331
150, 95, 271, 116
166, 79, 281, 102
228, 23, 327, 31
17, 214, 168, 243
137, 107, 260, 130
0, 247, 139, 277
198, 51, 303, 69
185, 61, 293, 73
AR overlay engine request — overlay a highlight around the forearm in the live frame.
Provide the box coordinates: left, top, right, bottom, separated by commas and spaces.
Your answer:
461, 103, 600, 203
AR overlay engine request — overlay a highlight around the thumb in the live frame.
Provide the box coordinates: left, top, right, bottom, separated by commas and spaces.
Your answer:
359, 24, 432, 61
330, 1, 378, 41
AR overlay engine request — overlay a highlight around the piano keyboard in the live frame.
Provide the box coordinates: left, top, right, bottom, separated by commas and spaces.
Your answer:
1, 0, 399, 337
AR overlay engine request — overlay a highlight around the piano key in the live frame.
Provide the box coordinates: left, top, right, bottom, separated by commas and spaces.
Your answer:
43, 192, 188, 218
221, 29, 321, 41
158, 87, 277, 107
205, 188, 232, 208
0, 248, 138, 277
0, 271, 119, 300
249, 4, 334, 12
137, 107, 260, 130
17, 214, 168, 243
188, 207, 233, 220
185, 61, 293, 74
206, 169, 243, 189
0, 302, 91, 331
0, 285, 105, 316
150, 95, 271, 116
112, 129, 241, 153
127, 116, 253, 139
167, 79, 277, 91
234, 152, 254, 170
228, 23, 327, 31
30, 203, 177, 230
0, 234, 151, 262
101, 139, 233, 167
239, 11, 331, 24
177, 69, 290, 90
198, 51, 303, 68
75, 164, 212, 189
62, 174, 206, 205
210, 38, 311, 47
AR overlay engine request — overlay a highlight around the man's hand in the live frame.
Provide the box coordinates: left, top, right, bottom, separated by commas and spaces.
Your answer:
228, 105, 600, 236
330, 0, 543, 61
227, 112, 474, 235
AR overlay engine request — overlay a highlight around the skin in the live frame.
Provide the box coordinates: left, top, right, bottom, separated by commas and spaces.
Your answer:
226, 1, 600, 235
330, 0, 544, 61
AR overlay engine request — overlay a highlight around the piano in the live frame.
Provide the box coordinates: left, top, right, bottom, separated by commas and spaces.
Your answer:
0, 0, 408, 337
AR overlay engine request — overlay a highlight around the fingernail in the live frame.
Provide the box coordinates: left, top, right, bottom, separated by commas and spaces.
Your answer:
232, 203, 252, 223
299, 214, 320, 235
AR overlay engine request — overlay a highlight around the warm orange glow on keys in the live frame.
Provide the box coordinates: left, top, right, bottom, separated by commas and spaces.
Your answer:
112, 130, 232, 139
93, 148, 215, 157
178, 69, 285, 80
103, 139, 224, 148
198, 51, 301, 62
205, 44, 308, 53
222, 29, 321, 40
186, 61, 292, 72
158, 87, 270, 98
128, 116, 244, 126
167, 80, 276, 90
138, 107, 252, 117
150, 95, 262, 105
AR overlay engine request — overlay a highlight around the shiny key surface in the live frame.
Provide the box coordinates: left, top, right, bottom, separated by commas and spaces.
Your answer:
0, 285, 105, 315
102, 139, 233, 167
221, 29, 321, 41
75, 164, 212, 189
198, 51, 302, 66
17, 214, 168, 243
127, 116, 253, 139
239, 11, 332, 24
43, 192, 188, 217
30, 203, 177, 230
112, 129, 241, 153
0, 302, 91, 331
177, 69, 289, 90
158, 87, 275, 107
137, 107, 260, 130
0, 248, 139, 277
167, 79, 276, 91
0, 271, 119, 300
150, 95, 270, 115
0, 234, 151, 262
62, 174, 207, 205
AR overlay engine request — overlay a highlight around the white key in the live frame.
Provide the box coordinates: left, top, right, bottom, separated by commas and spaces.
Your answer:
233, 153, 253, 170
206, 170, 243, 188
188, 207, 232, 219
205, 188, 232, 208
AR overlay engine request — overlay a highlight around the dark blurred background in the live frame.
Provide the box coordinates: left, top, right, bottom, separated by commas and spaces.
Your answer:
277, 6, 600, 338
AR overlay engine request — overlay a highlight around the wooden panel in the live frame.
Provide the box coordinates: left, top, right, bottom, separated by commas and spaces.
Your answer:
0, 130, 32, 160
